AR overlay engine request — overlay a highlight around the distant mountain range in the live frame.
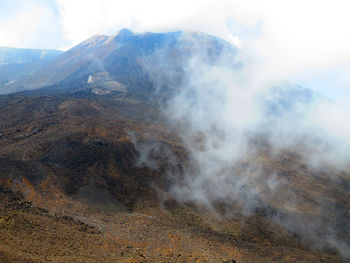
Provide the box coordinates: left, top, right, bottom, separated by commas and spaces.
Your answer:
0, 47, 62, 93
0, 29, 238, 99
0, 47, 62, 65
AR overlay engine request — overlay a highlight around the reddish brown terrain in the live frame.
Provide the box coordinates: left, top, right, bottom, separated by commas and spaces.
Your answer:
0, 93, 348, 262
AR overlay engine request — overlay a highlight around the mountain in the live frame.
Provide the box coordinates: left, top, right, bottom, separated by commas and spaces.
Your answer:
0, 47, 63, 94
3, 29, 239, 101
0, 30, 349, 262
0, 47, 62, 65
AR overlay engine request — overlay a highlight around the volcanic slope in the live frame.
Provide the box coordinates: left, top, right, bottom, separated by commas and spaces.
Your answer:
3, 29, 239, 100
0, 91, 348, 263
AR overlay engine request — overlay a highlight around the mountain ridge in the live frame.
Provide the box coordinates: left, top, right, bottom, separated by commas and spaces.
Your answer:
0, 29, 239, 99
0, 47, 63, 94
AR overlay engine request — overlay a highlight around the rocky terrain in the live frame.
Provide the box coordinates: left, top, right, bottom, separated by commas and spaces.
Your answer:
0, 91, 348, 262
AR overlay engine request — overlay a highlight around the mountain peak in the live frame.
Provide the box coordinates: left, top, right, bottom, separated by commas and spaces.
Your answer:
118, 28, 134, 36
106, 28, 134, 43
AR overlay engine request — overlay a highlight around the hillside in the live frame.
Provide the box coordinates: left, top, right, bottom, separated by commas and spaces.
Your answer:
0, 91, 348, 262
0, 29, 349, 262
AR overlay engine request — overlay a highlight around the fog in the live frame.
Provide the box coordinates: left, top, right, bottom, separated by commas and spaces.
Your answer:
134, 33, 350, 259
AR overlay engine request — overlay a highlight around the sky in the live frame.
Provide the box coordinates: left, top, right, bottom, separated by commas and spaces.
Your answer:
0, 0, 349, 100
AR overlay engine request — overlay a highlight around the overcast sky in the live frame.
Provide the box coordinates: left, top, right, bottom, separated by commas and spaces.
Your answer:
0, 0, 349, 100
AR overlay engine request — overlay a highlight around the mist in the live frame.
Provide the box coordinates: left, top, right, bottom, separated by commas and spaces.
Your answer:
133, 33, 350, 259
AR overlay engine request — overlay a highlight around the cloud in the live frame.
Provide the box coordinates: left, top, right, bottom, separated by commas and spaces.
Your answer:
0, 0, 69, 49
131, 32, 350, 258
228, 34, 242, 48
55, 0, 234, 46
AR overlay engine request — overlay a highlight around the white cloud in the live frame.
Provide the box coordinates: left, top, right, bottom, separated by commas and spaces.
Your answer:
0, 0, 69, 49
228, 34, 242, 48
55, 0, 234, 46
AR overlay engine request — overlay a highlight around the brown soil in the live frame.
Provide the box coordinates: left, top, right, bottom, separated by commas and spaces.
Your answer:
0, 94, 347, 262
